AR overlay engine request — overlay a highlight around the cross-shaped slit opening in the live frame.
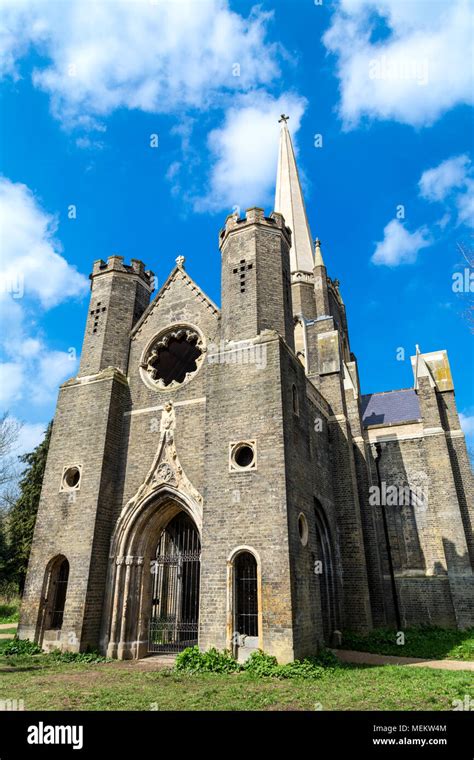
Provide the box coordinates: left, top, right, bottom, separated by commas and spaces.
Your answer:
232, 260, 253, 294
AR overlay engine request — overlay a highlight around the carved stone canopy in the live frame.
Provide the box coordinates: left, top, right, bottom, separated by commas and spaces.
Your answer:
121, 401, 203, 520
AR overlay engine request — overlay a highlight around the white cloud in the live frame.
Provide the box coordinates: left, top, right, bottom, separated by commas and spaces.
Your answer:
419, 155, 470, 202
196, 92, 307, 212
460, 412, 474, 437
17, 337, 42, 358
0, 362, 24, 406
0, 178, 88, 308
372, 218, 431, 266
33, 350, 76, 405
372, 155, 473, 268
0, 178, 83, 415
419, 154, 474, 228
323, 0, 473, 128
13, 420, 47, 457
0, 346, 77, 412
0, 0, 280, 130
456, 186, 474, 228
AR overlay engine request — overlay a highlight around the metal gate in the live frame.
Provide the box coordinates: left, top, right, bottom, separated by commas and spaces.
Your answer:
148, 512, 200, 654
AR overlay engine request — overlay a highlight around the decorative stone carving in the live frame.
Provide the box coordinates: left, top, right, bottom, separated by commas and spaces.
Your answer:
121, 401, 203, 517
154, 462, 176, 485
160, 402, 175, 442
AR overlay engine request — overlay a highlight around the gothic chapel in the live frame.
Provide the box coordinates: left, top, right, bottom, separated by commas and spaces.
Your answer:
18, 117, 474, 661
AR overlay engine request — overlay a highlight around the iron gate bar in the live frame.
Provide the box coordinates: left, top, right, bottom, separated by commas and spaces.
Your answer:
148, 512, 201, 654
235, 552, 258, 637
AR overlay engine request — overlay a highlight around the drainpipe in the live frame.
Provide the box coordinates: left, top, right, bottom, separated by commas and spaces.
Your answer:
373, 442, 401, 631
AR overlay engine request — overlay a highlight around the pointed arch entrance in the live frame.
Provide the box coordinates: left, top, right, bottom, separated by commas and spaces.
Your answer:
104, 486, 202, 659
314, 500, 338, 643
149, 511, 201, 653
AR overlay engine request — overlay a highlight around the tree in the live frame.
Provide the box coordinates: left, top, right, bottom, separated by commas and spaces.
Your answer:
0, 413, 22, 489
0, 413, 22, 586
0, 512, 10, 580
8, 422, 52, 593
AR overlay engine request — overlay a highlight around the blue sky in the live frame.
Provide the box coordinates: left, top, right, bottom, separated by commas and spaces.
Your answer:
0, 0, 473, 458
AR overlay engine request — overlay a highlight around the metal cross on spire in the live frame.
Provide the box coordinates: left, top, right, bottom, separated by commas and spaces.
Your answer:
278, 113, 289, 124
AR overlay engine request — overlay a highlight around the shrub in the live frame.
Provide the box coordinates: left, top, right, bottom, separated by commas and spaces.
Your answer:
175, 647, 335, 679
175, 646, 240, 674
277, 659, 325, 679
311, 648, 340, 669
2, 637, 41, 656
0, 581, 19, 603
242, 650, 278, 677
47, 649, 108, 663
244, 651, 327, 679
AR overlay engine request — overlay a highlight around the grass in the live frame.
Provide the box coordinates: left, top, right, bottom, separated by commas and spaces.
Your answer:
341, 626, 474, 661
0, 595, 20, 624
0, 627, 17, 636
0, 652, 472, 711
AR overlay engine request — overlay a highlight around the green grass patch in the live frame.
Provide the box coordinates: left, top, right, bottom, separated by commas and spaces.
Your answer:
0, 651, 471, 711
342, 626, 474, 661
0, 597, 20, 624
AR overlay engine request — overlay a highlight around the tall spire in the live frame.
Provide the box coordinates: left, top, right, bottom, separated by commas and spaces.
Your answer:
274, 114, 314, 275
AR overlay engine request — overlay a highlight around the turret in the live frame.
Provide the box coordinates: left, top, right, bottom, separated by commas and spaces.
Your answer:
78, 256, 154, 377
219, 207, 294, 349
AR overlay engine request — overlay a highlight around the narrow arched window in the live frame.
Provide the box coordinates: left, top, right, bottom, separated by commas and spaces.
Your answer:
234, 552, 258, 637
51, 558, 69, 629
314, 500, 337, 642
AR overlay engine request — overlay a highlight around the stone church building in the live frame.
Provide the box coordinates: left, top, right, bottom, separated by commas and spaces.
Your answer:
18, 117, 473, 661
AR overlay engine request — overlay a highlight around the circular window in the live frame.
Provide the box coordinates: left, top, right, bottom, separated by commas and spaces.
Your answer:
230, 442, 256, 471
62, 466, 81, 490
140, 326, 205, 391
298, 513, 308, 546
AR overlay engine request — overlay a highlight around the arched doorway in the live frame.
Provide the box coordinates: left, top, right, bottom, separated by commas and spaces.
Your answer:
37, 555, 70, 642
314, 502, 338, 642
228, 549, 261, 661
105, 488, 202, 659
149, 511, 201, 653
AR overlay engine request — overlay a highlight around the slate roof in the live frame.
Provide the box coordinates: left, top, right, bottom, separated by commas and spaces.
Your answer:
360, 389, 420, 427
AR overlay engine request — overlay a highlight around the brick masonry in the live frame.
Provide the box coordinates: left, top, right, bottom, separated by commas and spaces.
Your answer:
18, 210, 474, 660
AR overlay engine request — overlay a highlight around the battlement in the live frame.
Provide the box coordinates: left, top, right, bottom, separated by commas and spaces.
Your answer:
219, 207, 291, 248
91, 255, 154, 287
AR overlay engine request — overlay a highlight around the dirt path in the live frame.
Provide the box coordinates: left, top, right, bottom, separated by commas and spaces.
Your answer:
334, 649, 474, 671
106, 655, 177, 670
0, 623, 17, 630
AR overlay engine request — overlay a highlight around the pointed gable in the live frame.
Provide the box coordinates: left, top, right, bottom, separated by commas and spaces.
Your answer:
131, 263, 219, 341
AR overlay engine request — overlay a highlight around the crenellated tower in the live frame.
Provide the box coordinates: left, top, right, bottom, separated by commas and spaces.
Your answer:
219, 206, 294, 349
79, 255, 154, 377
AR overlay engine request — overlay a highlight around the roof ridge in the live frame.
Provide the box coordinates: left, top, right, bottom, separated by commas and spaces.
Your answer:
361, 387, 416, 398
131, 265, 220, 339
